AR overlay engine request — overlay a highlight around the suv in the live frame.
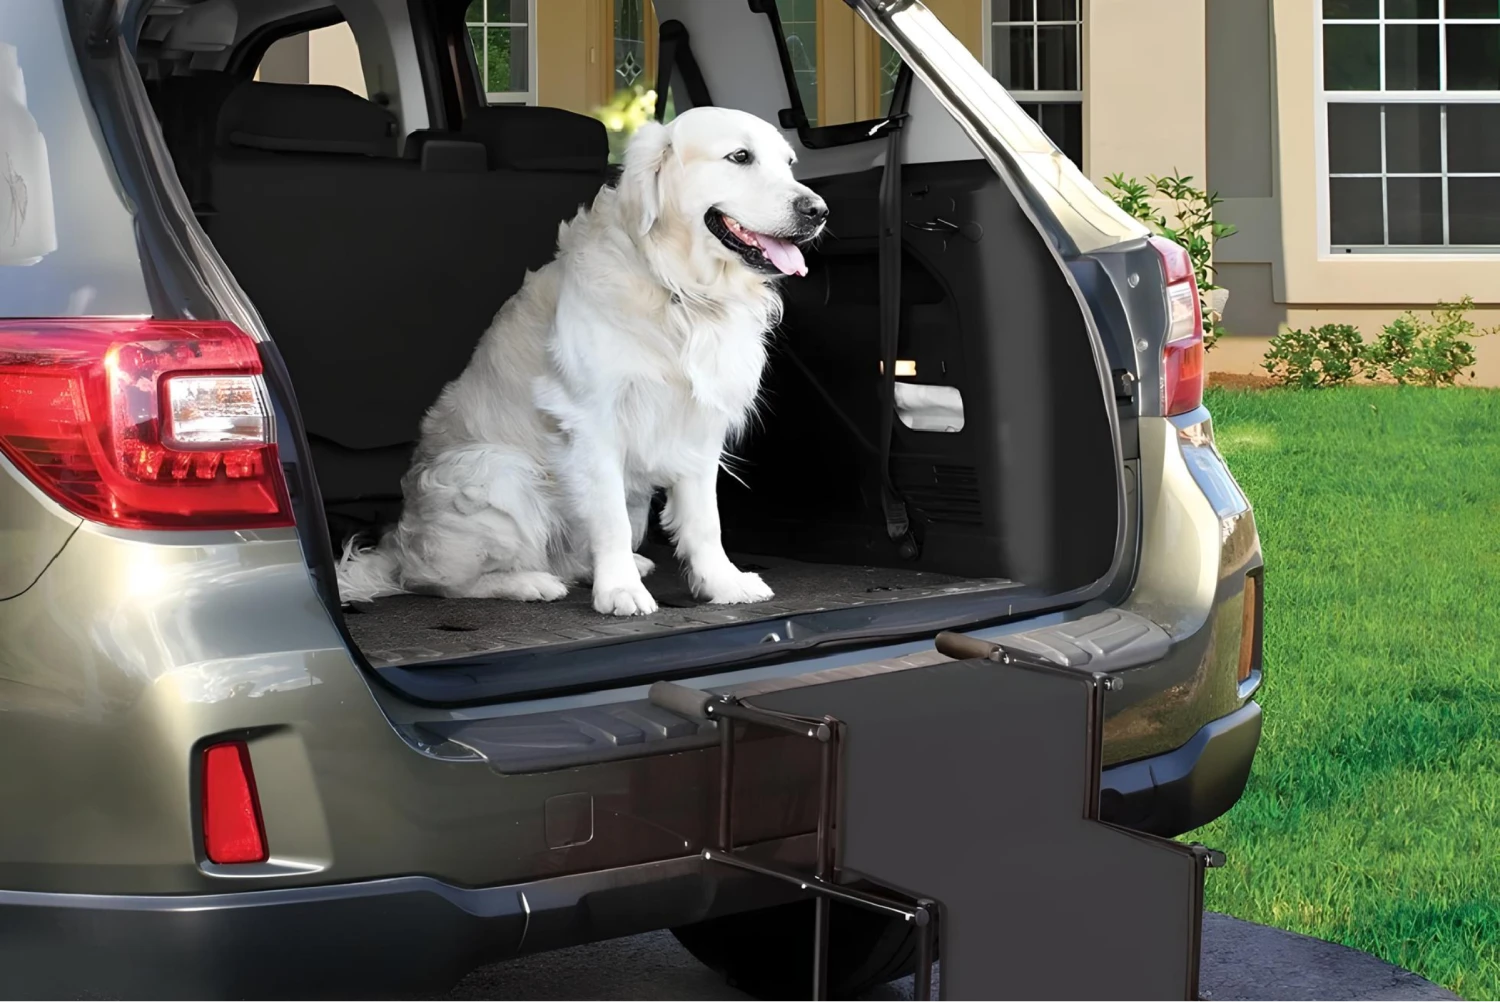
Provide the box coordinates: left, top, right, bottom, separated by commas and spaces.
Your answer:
0, 1, 1262, 997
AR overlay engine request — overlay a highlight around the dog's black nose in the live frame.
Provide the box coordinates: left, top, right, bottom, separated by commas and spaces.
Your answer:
794, 195, 829, 224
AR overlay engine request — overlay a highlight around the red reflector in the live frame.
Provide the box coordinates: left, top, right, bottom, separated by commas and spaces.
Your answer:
0, 320, 293, 530
202, 741, 268, 865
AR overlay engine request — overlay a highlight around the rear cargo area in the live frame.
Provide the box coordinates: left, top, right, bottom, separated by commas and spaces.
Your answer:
144, 59, 1120, 682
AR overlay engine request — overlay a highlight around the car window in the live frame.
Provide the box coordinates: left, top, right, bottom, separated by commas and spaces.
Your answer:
0, 3, 150, 317
771, 0, 903, 131
255, 22, 368, 98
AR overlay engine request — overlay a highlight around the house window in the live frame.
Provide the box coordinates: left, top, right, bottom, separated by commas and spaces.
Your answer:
614, 0, 648, 92
467, 0, 533, 105
1321, 0, 1500, 251
987, 0, 1083, 167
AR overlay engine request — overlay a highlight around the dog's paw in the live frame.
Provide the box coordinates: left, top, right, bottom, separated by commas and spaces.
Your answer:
472, 570, 568, 602
510, 571, 569, 602
703, 571, 775, 606
593, 580, 659, 617
633, 553, 656, 578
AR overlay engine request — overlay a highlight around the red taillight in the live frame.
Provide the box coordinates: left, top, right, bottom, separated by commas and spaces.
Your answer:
0, 320, 292, 530
1149, 236, 1205, 416
202, 741, 268, 865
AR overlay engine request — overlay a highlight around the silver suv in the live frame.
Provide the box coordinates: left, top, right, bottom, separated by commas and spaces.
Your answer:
0, 1, 1262, 997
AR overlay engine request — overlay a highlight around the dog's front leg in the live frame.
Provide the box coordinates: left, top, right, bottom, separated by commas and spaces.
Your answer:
567, 438, 658, 617
665, 463, 774, 606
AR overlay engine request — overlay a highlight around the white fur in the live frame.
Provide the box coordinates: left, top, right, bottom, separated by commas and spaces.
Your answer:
337, 107, 826, 616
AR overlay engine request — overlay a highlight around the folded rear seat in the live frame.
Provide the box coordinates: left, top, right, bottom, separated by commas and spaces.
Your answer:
204, 83, 610, 512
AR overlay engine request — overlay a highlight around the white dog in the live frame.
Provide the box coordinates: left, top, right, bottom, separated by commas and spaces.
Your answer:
336, 107, 828, 616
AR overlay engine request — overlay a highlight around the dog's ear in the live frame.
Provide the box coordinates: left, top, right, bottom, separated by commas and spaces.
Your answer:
620, 120, 672, 237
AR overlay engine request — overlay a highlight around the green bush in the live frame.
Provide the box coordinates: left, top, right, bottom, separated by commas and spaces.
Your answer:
1262, 323, 1368, 388
1259, 297, 1493, 388
1362, 297, 1495, 387
1103, 171, 1238, 350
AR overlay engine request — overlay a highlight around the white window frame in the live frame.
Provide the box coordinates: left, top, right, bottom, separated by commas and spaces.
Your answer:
467, 0, 538, 106
1316, 1, 1500, 256
980, 0, 1084, 107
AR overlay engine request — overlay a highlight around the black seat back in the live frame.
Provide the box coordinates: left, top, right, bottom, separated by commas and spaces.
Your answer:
204, 82, 611, 508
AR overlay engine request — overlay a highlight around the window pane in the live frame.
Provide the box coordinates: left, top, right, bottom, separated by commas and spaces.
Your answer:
1330, 177, 1386, 243
485, 26, 528, 94
1385, 0, 1438, 16
487, 0, 527, 22
1446, 104, 1500, 171
993, 26, 1036, 90
1386, 177, 1444, 243
1021, 103, 1082, 167
1447, 25, 1500, 89
1448, 177, 1500, 243
468, 24, 484, 76
1323, 0, 1379, 16
1446, 0, 1500, 16
467, 0, 483, 22
614, 0, 646, 90
1036, 0, 1078, 19
1328, 103, 1383, 173
1384, 104, 1442, 172
1324, 25, 1380, 89
1384, 24, 1440, 89
998, 0, 1034, 20
1036, 25, 1079, 90
879, 39, 903, 116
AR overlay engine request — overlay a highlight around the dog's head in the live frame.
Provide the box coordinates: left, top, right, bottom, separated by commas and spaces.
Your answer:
618, 107, 828, 279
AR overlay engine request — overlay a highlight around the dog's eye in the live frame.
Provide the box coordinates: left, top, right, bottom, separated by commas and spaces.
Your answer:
725, 149, 754, 165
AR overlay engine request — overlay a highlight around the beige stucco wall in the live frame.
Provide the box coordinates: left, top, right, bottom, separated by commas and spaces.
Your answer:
1271, 0, 1500, 308
308, 23, 367, 97
1081, 0, 1206, 185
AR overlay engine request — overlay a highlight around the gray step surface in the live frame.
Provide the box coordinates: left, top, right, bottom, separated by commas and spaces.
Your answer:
444, 914, 1462, 1001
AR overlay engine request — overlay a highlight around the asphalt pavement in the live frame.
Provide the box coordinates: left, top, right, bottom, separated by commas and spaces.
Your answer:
445, 912, 1462, 1001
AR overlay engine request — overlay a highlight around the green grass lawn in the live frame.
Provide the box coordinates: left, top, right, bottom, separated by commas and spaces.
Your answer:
1186, 384, 1500, 1000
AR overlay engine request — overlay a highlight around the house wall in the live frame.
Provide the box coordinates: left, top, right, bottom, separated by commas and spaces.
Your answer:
1081, 0, 1207, 187
1203, 0, 1500, 385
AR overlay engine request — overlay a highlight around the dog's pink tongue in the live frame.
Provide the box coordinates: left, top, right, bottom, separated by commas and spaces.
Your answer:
758, 234, 807, 277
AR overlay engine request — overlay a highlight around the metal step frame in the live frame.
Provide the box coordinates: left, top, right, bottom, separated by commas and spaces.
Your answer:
650, 631, 1224, 1001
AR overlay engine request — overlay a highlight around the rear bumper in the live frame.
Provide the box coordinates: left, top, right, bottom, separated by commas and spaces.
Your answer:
1100, 699, 1262, 837
0, 704, 1260, 999
0, 843, 806, 1000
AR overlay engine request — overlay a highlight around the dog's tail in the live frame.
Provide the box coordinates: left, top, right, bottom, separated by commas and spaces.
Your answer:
335, 534, 405, 603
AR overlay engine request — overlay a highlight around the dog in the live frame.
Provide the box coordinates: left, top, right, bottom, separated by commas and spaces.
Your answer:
336, 107, 829, 616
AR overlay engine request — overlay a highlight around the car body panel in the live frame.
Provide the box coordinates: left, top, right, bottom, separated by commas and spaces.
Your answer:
0, 1, 1264, 993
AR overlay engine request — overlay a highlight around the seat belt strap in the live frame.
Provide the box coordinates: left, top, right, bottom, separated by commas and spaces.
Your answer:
876, 68, 918, 558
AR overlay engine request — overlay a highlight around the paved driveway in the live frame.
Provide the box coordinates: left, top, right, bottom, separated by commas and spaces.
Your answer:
445, 913, 1460, 1001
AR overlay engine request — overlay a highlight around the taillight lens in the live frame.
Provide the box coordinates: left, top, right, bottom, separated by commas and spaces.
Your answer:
202, 741, 268, 865
0, 319, 293, 530
1149, 236, 1205, 416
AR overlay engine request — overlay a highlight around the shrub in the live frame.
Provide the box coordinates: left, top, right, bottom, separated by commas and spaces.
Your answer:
1103, 171, 1239, 350
593, 86, 658, 164
1362, 297, 1496, 387
1262, 323, 1368, 388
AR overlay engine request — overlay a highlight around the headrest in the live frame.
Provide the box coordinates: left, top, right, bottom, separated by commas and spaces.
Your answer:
459, 106, 608, 172
217, 81, 397, 156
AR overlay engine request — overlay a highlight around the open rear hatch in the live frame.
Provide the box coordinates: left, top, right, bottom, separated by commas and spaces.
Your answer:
134, 0, 1140, 703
